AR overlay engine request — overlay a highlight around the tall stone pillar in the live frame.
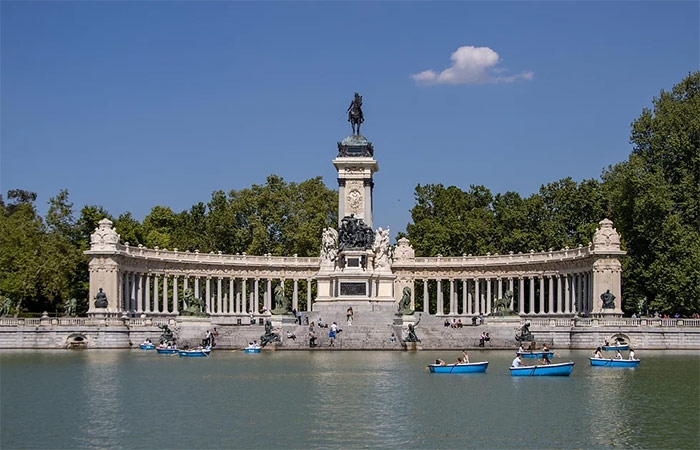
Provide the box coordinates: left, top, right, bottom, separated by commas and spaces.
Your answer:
539, 276, 545, 315
518, 277, 524, 315
85, 218, 122, 316
145, 275, 152, 313
497, 278, 503, 300
131, 273, 137, 313
462, 279, 468, 315
436, 279, 443, 315
564, 275, 571, 314
136, 274, 143, 313
590, 219, 625, 316
266, 279, 272, 311
556, 275, 563, 314
508, 278, 514, 309
486, 279, 492, 315
449, 279, 456, 315
528, 277, 535, 315
307, 279, 312, 312
293, 279, 299, 311
423, 280, 429, 314
173, 275, 179, 315
162, 275, 168, 314
334, 135, 378, 229
205, 278, 212, 315
254, 279, 260, 314
467, 279, 473, 315
474, 279, 481, 315
548, 276, 554, 315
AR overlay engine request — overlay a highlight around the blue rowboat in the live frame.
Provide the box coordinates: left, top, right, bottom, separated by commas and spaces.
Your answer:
517, 351, 554, 359
156, 348, 178, 354
428, 362, 488, 373
510, 361, 574, 377
178, 348, 211, 357
590, 358, 640, 368
244, 348, 261, 354
139, 344, 155, 350
602, 344, 629, 351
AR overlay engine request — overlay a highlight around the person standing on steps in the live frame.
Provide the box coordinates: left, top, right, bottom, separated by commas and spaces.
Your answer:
346, 307, 354, 326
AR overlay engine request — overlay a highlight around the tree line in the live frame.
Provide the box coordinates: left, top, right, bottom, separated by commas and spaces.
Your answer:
1, 73, 697, 316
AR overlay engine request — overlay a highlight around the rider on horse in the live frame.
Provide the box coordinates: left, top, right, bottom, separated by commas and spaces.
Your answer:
347, 92, 364, 135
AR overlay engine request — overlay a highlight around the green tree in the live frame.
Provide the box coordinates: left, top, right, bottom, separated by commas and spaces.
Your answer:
603, 72, 700, 315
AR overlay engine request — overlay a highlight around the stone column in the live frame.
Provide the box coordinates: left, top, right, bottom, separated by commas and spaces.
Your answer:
467, 279, 473, 315
152, 275, 159, 313
130, 273, 136, 313
539, 276, 545, 315
528, 277, 534, 315
518, 277, 524, 315
423, 279, 429, 314
206, 277, 212, 315
436, 279, 443, 315
449, 279, 456, 315
548, 275, 554, 315
135, 274, 143, 313
172, 275, 179, 315
497, 278, 503, 300
486, 279, 492, 315
241, 279, 247, 313
266, 279, 272, 311
307, 279, 312, 312
254, 279, 260, 314
293, 279, 299, 311
474, 279, 480, 315
508, 278, 514, 309
145, 275, 152, 313
564, 275, 571, 314
462, 279, 468, 315
556, 275, 563, 314
194, 277, 200, 304
163, 275, 169, 314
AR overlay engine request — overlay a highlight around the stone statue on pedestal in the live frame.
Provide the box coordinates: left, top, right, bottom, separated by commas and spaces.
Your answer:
260, 320, 281, 347
515, 322, 533, 342
404, 315, 421, 343
0, 297, 13, 317
397, 287, 414, 315
320, 227, 338, 264
180, 288, 206, 316
158, 324, 175, 343
63, 298, 77, 317
601, 289, 615, 309
94, 288, 108, 309
347, 92, 364, 135
372, 227, 392, 270
338, 215, 374, 251
271, 285, 291, 315
493, 291, 516, 316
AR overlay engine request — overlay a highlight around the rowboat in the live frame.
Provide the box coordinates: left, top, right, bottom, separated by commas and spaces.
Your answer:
509, 361, 574, 376
156, 348, 178, 354
428, 362, 488, 373
517, 351, 554, 359
244, 348, 261, 354
178, 348, 211, 357
139, 344, 155, 350
602, 344, 629, 351
590, 358, 640, 368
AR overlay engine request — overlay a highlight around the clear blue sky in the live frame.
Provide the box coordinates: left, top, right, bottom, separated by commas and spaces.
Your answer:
2, 1, 698, 236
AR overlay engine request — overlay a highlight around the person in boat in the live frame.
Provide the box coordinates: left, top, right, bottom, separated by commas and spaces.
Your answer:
454, 357, 465, 365
518, 344, 525, 353
511, 354, 525, 368
540, 354, 552, 365
604, 339, 610, 346
461, 350, 470, 363
542, 343, 550, 352
253, 340, 260, 349
593, 347, 603, 359
628, 349, 636, 360
435, 359, 447, 366
615, 349, 623, 359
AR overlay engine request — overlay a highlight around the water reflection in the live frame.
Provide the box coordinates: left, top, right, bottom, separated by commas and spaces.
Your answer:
1, 350, 698, 449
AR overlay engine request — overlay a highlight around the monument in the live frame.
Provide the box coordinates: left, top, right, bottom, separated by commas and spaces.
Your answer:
314, 93, 397, 312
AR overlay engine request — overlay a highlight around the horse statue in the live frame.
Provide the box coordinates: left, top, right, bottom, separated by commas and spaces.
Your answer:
63, 298, 77, 317
260, 320, 281, 347
493, 290, 514, 315
347, 92, 364, 135
397, 287, 414, 316
0, 297, 13, 317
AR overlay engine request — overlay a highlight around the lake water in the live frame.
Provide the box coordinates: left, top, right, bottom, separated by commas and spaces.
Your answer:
1, 349, 698, 449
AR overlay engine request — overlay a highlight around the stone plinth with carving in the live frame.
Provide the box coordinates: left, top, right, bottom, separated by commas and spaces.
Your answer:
590, 219, 625, 317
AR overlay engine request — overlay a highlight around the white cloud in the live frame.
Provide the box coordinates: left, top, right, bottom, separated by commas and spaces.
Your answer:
412, 45, 533, 85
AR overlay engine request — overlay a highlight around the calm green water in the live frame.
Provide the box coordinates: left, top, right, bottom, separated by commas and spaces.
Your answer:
1, 349, 698, 449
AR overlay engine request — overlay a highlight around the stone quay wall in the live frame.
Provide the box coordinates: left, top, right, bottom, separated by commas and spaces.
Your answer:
1, 317, 698, 350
